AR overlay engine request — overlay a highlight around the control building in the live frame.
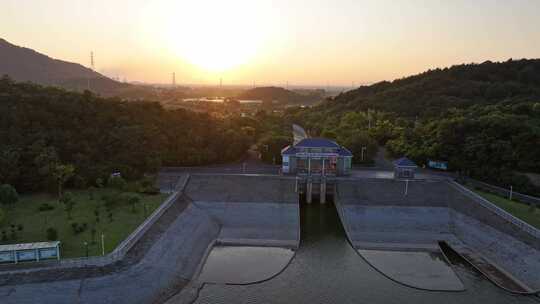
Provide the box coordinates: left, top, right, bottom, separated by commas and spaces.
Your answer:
281, 138, 353, 203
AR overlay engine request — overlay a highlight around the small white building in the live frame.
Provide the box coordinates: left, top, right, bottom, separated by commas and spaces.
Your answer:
0, 241, 61, 264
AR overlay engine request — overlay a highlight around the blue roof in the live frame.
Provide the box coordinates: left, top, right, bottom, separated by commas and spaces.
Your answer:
281, 145, 296, 155
295, 138, 340, 148
338, 147, 353, 157
393, 157, 418, 168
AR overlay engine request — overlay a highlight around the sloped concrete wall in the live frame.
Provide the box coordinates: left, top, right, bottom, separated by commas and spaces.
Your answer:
451, 211, 540, 291
447, 183, 540, 251
185, 174, 297, 204
336, 178, 540, 291
195, 202, 299, 248
342, 206, 452, 247
185, 175, 300, 248
338, 179, 540, 250
338, 179, 451, 207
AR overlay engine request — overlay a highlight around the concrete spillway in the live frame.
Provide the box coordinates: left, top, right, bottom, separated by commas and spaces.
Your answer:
183, 174, 300, 286
185, 174, 300, 248
335, 179, 540, 293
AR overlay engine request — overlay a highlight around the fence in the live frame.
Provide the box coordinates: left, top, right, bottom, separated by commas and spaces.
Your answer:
450, 181, 540, 239
462, 178, 540, 207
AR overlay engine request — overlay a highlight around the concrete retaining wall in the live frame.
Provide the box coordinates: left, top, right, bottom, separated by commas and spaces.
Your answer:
336, 178, 540, 291
186, 174, 300, 248
341, 206, 453, 248
195, 202, 299, 248
447, 182, 540, 250
451, 211, 540, 291
338, 179, 451, 207
185, 174, 297, 203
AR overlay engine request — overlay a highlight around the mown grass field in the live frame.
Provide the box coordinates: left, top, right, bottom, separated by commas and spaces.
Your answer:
0, 188, 168, 258
472, 189, 540, 229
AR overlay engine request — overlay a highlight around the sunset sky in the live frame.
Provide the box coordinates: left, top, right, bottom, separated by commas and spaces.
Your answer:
2, 0, 540, 86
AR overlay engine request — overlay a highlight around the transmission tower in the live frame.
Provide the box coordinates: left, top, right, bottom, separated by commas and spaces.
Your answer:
90, 52, 95, 71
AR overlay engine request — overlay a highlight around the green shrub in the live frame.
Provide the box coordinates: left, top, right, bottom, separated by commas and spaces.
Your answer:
38, 203, 55, 212
101, 193, 117, 210
108, 175, 127, 190
73, 175, 87, 189
46, 227, 58, 241
95, 178, 104, 188
71, 222, 88, 235
0, 184, 19, 207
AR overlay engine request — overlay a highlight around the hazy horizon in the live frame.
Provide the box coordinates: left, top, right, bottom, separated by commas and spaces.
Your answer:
2, 0, 540, 86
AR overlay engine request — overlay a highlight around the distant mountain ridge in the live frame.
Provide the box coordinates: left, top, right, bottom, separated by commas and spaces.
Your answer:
237, 86, 324, 105
0, 38, 128, 96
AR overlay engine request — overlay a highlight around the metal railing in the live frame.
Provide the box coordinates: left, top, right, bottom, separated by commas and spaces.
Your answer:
462, 178, 540, 207
450, 181, 540, 239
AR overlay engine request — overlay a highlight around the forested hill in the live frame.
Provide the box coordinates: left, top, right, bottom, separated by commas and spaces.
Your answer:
326, 59, 540, 118
287, 59, 540, 195
237, 86, 323, 105
0, 77, 253, 192
0, 38, 129, 96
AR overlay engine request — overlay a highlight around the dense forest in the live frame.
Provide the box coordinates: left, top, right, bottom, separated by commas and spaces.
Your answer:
286, 59, 540, 194
0, 76, 255, 193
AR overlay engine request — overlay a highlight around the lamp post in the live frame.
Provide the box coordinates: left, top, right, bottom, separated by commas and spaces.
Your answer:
361, 147, 367, 162
101, 234, 105, 256
84, 241, 88, 258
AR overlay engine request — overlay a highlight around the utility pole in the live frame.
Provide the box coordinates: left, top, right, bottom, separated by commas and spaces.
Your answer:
172, 72, 176, 88
404, 180, 409, 196
90, 51, 95, 71
88, 51, 95, 92
101, 233, 105, 256
361, 147, 367, 162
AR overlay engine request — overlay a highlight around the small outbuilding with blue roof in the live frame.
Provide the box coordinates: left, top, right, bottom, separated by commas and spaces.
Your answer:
393, 157, 418, 179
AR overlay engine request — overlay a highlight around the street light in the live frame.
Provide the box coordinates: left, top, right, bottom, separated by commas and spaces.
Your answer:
84, 241, 89, 258
361, 147, 367, 162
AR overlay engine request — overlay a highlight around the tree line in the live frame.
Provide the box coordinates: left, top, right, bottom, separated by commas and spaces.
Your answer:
282, 59, 540, 194
0, 76, 254, 193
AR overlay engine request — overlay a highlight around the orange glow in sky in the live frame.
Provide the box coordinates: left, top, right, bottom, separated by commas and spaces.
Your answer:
1, 0, 540, 86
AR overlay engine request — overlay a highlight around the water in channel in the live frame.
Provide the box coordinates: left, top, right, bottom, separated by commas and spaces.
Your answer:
194, 200, 540, 304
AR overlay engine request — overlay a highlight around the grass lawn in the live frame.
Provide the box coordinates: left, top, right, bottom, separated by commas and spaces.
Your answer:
472, 189, 540, 229
0, 188, 168, 258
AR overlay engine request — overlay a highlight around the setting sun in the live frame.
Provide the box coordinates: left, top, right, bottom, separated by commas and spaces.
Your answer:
147, 0, 270, 72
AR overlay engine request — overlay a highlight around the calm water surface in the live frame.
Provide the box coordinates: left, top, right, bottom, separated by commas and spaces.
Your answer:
195, 203, 540, 304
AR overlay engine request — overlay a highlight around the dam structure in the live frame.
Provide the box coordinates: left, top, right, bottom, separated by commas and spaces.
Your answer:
0, 172, 539, 303
335, 178, 540, 293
